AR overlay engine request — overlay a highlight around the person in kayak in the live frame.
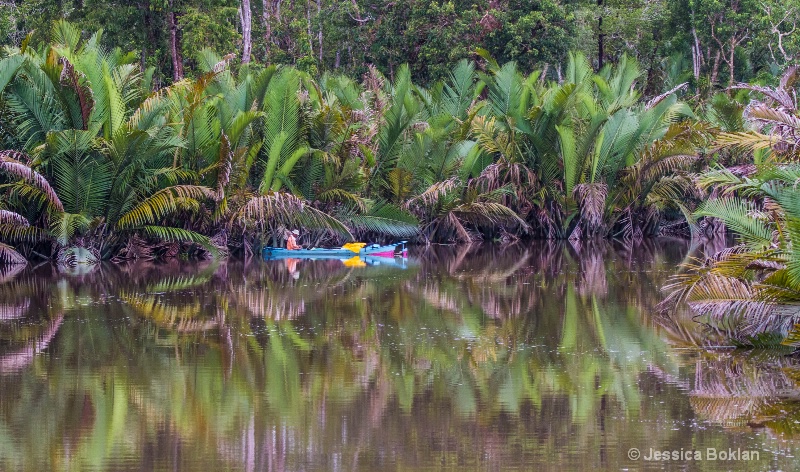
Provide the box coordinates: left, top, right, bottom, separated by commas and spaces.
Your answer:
286, 229, 302, 250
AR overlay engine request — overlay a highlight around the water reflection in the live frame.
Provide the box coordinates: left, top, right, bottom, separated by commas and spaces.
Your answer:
1, 241, 800, 470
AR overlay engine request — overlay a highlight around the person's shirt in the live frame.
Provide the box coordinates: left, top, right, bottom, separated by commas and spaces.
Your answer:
286, 234, 301, 250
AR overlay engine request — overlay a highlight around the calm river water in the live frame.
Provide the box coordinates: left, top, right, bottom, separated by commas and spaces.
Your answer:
2, 240, 800, 471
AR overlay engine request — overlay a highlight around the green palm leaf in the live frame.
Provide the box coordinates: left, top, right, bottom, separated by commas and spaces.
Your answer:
115, 185, 214, 229
49, 212, 90, 246
695, 198, 774, 249
339, 201, 419, 238
141, 226, 217, 256
0, 55, 24, 95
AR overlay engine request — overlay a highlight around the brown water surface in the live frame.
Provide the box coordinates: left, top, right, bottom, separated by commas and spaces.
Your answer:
1, 240, 800, 471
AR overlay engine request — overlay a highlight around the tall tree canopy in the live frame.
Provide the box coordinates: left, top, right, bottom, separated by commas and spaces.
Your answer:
3, 0, 796, 89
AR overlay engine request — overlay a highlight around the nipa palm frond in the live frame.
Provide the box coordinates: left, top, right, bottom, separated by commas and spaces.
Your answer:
0, 151, 64, 211
338, 201, 419, 238
0, 210, 29, 227
682, 274, 777, 322
716, 131, 782, 152
453, 201, 526, 228
0, 55, 25, 95
0, 210, 48, 243
573, 182, 608, 231
141, 226, 217, 256
115, 185, 214, 230
406, 178, 459, 208
49, 212, 90, 246
695, 197, 774, 249
234, 192, 353, 239
0, 242, 26, 265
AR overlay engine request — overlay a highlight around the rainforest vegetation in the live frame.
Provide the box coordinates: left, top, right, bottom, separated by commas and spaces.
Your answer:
3, 2, 800, 355
0, 17, 719, 264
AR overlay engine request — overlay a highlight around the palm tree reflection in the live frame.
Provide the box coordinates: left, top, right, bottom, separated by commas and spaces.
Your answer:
6, 240, 792, 470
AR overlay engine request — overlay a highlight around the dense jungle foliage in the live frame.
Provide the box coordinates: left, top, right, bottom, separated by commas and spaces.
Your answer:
3, 0, 800, 88
1, 19, 720, 264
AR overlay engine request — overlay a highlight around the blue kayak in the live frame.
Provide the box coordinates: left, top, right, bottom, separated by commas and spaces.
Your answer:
263, 241, 406, 259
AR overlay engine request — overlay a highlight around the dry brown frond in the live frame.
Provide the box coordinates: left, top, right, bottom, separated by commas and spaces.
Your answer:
216, 133, 232, 201
780, 66, 800, 91
645, 82, 688, 110
746, 104, 800, 130
212, 53, 237, 74
715, 131, 782, 152
727, 164, 759, 177
730, 83, 796, 110
234, 192, 353, 238
58, 57, 94, 129
573, 182, 608, 230
406, 178, 459, 208
444, 212, 472, 242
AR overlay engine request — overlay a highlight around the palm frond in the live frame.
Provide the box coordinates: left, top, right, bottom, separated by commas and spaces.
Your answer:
317, 188, 366, 211
234, 192, 353, 239
716, 132, 783, 152
0, 223, 49, 243
695, 198, 774, 249
58, 57, 94, 129
0, 210, 29, 227
339, 201, 419, 238
682, 274, 776, 321
406, 178, 459, 208
573, 182, 608, 230
0, 242, 26, 265
0, 151, 64, 211
49, 212, 90, 246
453, 201, 526, 227
0, 55, 24, 95
746, 104, 800, 130
46, 129, 113, 215
115, 185, 214, 229
141, 226, 217, 256
730, 83, 796, 110
5, 63, 67, 148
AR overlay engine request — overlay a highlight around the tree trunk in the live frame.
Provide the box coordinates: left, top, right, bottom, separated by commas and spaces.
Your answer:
168, 0, 183, 81
240, 0, 253, 63
710, 49, 721, 86
317, 0, 323, 64
306, 1, 315, 61
691, 24, 702, 81
597, 0, 604, 70
140, 1, 150, 73
262, 0, 272, 60
729, 37, 736, 85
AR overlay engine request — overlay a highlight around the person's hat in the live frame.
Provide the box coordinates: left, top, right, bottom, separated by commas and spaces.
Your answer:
291, 230, 300, 235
